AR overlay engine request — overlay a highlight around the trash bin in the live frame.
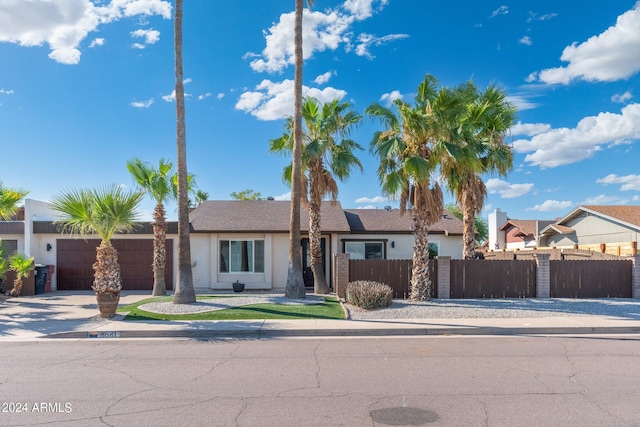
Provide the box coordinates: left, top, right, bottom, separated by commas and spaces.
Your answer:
34, 265, 48, 295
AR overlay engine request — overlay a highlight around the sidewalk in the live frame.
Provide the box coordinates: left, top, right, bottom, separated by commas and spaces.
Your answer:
2, 291, 640, 341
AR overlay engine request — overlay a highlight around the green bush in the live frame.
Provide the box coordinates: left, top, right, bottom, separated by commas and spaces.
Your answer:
345, 280, 393, 309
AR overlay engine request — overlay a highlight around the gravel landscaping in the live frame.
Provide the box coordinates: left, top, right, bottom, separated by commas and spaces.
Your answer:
345, 298, 640, 320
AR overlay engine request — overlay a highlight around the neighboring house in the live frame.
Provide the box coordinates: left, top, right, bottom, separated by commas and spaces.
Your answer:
1, 199, 178, 293
539, 205, 640, 255
1, 199, 466, 293
487, 208, 554, 250
500, 219, 556, 249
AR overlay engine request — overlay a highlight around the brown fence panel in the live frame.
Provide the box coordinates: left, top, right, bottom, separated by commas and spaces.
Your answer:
348, 259, 437, 299
550, 260, 632, 298
450, 259, 536, 298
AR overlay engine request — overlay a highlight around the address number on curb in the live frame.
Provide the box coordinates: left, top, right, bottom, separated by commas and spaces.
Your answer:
88, 331, 121, 338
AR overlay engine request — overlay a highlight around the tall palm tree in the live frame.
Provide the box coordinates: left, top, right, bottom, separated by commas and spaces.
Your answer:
127, 158, 174, 296
367, 74, 470, 301
286, 0, 315, 299
271, 97, 362, 293
442, 83, 516, 259
51, 185, 143, 318
173, 0, 195, 304
0, 181, 28, 220
7, 253, 34, 297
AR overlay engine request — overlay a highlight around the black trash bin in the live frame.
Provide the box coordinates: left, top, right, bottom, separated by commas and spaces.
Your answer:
34, 265, 48, 295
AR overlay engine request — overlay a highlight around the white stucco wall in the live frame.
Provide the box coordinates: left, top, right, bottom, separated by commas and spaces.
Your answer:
337, 233, 463, 259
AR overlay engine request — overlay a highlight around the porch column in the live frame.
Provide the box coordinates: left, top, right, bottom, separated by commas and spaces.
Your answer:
436, 256, 451, 299
535, 253, 551, 298
333, 253, 350, 299
631, 254, 640, 299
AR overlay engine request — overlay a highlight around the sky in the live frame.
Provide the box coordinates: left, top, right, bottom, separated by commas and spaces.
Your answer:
1, 0, 640, 222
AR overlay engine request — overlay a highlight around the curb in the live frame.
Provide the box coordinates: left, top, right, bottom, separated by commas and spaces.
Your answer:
42, 325, 640, 340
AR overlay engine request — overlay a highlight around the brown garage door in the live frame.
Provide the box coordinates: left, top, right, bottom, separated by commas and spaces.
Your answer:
57, 239, 173, 291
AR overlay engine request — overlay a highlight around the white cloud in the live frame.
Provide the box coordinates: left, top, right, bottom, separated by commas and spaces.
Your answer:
247, 1, 398, 73
355, 33, 409, 59
88, 37, 104, 48
596, 174, 640, 191
506, 95, 540, 111
216, 92, 225, 100
343, 0, 389, 20
527, 11, 558, 23
273, 192, 291, 201
198, 92, 212, 100
235, 79, 347, 121
355, 196, 388, 203
356, 205, 377, 209
526, 200, 572, 212
130, 98, 154, 108
0, 0, 171, 64
0, 89, 14, 95
513, 103, 640, 168
612, 91, 633, 103
486, 178, 534, 198
510, 122, 552, 136
314, 70, 334, 85
379, 90, 403, 104
519, 36, 532, 46
489, 6, 509, 18
581, 194, 629, 205
130, 28, 160, 48
531, 3, 640, 84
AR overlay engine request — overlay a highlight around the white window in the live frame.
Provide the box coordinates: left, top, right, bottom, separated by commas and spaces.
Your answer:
220, 240, 264, 273
345, 241, 384, 260
428, 241, 439, 259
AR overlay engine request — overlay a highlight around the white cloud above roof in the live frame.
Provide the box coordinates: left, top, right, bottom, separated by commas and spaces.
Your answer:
0, 0, 170, 64
486, 178, 534, 198
530, 3, 640, 84
513, 103, 640, 168
596, 174, 640, 191
526, 200, 572, 212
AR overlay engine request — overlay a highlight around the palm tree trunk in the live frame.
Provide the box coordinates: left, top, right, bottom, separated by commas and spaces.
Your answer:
462, 191, 477, 259
173, 0, 195, 304
410, 209, 432, 301
285, 0, 306, 299
152, 202, 167, 296
92, 241, 121, 293
10, 278, 23, 297
308, 162, 329, 294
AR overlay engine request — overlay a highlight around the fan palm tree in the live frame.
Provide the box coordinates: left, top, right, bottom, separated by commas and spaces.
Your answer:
173, 0, 195, 304
442, 83, 516, 259
285, 0, 315, 299
51, 185, 143, 318
366, 74, 471, 301
271, 97, 362, 293
7, 253, 34, 297
127, 158, 174, 296
0, 181, 28, 220
0, 245, 9, 294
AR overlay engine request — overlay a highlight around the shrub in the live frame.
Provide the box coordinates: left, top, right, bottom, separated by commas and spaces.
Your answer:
345, 280, 393, 309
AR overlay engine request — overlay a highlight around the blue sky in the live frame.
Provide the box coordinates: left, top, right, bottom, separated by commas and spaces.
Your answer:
1, 0, 640, 222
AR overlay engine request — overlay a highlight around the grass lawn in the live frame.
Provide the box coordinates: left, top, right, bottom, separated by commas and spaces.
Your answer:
117, 295, 346, 321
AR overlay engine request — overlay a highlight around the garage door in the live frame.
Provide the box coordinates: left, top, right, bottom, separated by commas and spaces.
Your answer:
57, 239, 173, 291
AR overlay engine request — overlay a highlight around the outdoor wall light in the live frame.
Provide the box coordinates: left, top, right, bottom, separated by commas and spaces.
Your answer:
391, 241, 395, 248
46, 243, 52, 252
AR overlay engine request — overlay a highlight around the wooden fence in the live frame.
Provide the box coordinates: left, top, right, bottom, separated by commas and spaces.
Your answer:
343, 257, 635, 299
450, 259, 536, 298
550, 260, 633, 298
348, 259, 437, 299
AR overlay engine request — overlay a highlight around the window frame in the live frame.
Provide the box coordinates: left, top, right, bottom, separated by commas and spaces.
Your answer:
219, 239, 265, 273
342, 240, 386, 260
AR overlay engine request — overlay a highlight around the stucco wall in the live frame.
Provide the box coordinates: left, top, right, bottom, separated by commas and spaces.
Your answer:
337, 233, 463, 260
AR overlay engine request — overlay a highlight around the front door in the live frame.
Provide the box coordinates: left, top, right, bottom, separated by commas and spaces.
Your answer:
301, 238, 326, 288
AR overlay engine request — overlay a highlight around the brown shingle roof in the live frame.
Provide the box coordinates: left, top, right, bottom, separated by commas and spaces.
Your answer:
581, 205, 640, 228
343, 208, 464, 235
189, 200, 351, 232
500, 219, 556, 237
